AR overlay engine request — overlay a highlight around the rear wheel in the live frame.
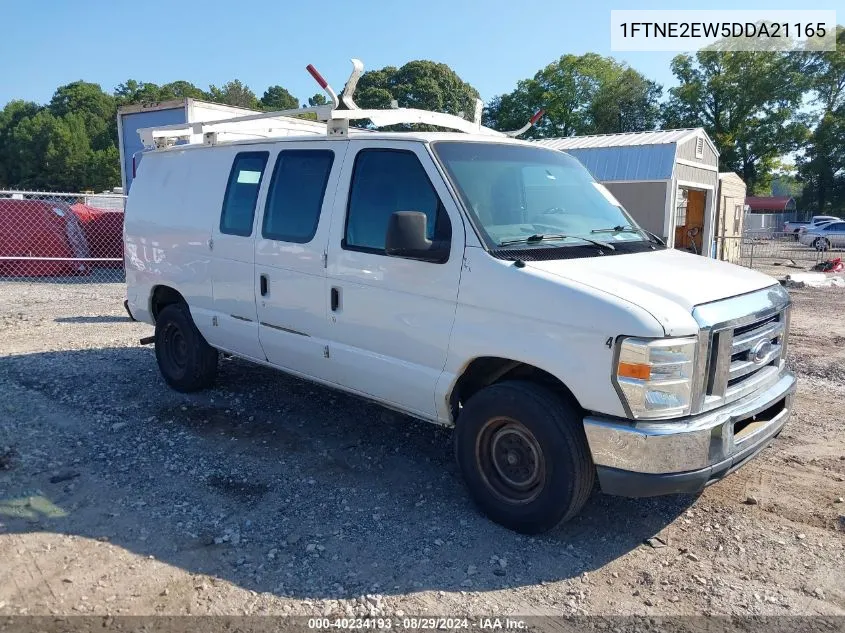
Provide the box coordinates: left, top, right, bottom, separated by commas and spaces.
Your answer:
455, 380, 594, 534
814, 237, 830, 251
154, 303, 218, 392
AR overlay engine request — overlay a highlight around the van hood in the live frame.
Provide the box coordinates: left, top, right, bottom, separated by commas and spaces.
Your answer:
525, 248, 777, 335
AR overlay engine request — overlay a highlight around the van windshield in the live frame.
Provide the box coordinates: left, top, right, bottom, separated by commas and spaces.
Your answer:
432, 141, 650, 250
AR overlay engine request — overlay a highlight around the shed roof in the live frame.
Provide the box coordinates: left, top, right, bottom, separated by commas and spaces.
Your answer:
533, 128, 707, 150
532, 128, 718, 183
745, 196, 795, 212
561, 145, 676, 181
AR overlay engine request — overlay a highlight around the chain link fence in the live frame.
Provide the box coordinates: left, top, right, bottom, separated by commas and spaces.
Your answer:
0, 190, 126, 283
715, 230, 841, 276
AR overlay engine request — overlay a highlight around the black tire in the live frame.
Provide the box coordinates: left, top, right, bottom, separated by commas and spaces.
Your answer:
814, 238, 829, 252
154, 303, 218, 392
455, 380, 594, 534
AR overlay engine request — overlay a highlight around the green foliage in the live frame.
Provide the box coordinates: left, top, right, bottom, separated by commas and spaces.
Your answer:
208, 80, 260, 110
483, 54, 662, 138
0, 82, 121, 191
0, 100, 42, 185
354, 60, 480, 130
796, 27, 845, 215
260, 86, 299, 111
308, 93, 328, 107
661, 51, 810, 193
49, 81, 117, 151
7, 109, 58, 188
0, 75, 298, 191
115, 80, 208, 106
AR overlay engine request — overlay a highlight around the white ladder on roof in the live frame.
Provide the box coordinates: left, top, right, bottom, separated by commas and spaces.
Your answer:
139, 59, 544, 149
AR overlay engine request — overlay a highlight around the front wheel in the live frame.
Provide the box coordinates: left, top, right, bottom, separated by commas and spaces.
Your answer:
154, 303, 218, 392
455, 381, 595, 534
814, 238, 830, 252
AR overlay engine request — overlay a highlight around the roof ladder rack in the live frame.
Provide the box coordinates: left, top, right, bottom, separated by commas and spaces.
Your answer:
139, 58, 546, 148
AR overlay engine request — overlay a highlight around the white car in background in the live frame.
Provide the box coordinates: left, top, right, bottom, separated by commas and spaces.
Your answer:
797, 218, 840, 238
799, 221, 845, 250
785, 215, 841, 238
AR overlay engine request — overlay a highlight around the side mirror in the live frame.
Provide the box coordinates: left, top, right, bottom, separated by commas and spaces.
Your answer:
385, 211, 448, 263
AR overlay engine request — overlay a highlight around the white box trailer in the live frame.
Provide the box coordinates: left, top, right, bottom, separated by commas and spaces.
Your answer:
117, 98, 326, 192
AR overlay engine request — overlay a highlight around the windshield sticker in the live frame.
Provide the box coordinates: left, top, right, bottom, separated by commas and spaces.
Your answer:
592, 182, 623, 207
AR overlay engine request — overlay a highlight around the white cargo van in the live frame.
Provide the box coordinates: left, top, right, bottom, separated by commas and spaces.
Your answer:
124, 61, 795, 533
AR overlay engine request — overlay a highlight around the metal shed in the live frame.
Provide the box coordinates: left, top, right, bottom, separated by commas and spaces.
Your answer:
534, 128, 720, 256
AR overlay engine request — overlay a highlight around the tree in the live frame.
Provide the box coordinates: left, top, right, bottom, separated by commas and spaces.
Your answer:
115, 80, 208, 106
354, 61, 480, 130
162, 80, 207, 101
260, 85, 298, 111
588, 67, 662, 134
87, 145, 121, 192
484, 54, 661, 138
661, 51, 809, 193
796, 26, 845, 214
8, 110, 65, 189
308, 93, 327, 107
43, 112, 93, 191
48, 81, 116, 151
208, 80, 259, 109
0, 100, 42, 186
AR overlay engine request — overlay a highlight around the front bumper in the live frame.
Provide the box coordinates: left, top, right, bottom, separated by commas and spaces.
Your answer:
583, 370, 796, 497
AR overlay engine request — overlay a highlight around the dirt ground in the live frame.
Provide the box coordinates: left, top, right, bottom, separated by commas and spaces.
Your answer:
0, 278, 843, 619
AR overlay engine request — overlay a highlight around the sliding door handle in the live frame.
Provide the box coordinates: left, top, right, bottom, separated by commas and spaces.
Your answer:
330, 287, 340, 312
260, 274, 268, 296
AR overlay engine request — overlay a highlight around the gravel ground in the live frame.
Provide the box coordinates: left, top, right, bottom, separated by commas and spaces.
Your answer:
0, 278, 843, 618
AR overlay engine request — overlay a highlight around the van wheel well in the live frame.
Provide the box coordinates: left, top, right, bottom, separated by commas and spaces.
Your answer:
450, 357, 581, 422
150, 286, 185, 322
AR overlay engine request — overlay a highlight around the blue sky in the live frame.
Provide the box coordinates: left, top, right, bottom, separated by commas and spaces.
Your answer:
0, 0, 840, 108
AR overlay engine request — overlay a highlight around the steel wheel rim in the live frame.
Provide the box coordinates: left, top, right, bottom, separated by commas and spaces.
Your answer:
163, 323, 188, 372
476, 417, 546, 504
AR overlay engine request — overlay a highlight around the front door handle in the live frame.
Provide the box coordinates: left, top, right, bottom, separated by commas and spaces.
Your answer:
330, 287, 340, 312
260, 274, 268, 297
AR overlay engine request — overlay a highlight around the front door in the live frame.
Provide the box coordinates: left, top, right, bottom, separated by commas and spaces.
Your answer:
324, 141, 464, 420
254, 144, 347, 380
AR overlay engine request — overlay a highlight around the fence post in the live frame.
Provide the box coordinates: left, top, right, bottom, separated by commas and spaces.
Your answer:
749, 240, 754, 269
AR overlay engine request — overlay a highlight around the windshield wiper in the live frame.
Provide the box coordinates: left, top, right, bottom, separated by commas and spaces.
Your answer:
499, 233, 615, 250
591, 225, 665, 246
590, 225, 640, 234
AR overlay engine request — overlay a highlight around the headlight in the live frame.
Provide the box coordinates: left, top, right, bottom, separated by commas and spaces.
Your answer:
614, 337, 698, 419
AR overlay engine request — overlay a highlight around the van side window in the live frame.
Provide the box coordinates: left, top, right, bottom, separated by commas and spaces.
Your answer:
220, 152, 269, 237
262, 150, 334, 243
344, 149, 451, 255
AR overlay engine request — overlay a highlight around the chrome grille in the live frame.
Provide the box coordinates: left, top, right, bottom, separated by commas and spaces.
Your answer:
691, 285, 792, 414
728, 323, 783, 382
717, 312, 786, 396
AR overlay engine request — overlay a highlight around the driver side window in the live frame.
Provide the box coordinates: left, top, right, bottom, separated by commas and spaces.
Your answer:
344, 149, 451, 255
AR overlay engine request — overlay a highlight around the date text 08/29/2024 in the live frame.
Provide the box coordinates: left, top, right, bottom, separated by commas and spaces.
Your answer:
307, 617, 528, 630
